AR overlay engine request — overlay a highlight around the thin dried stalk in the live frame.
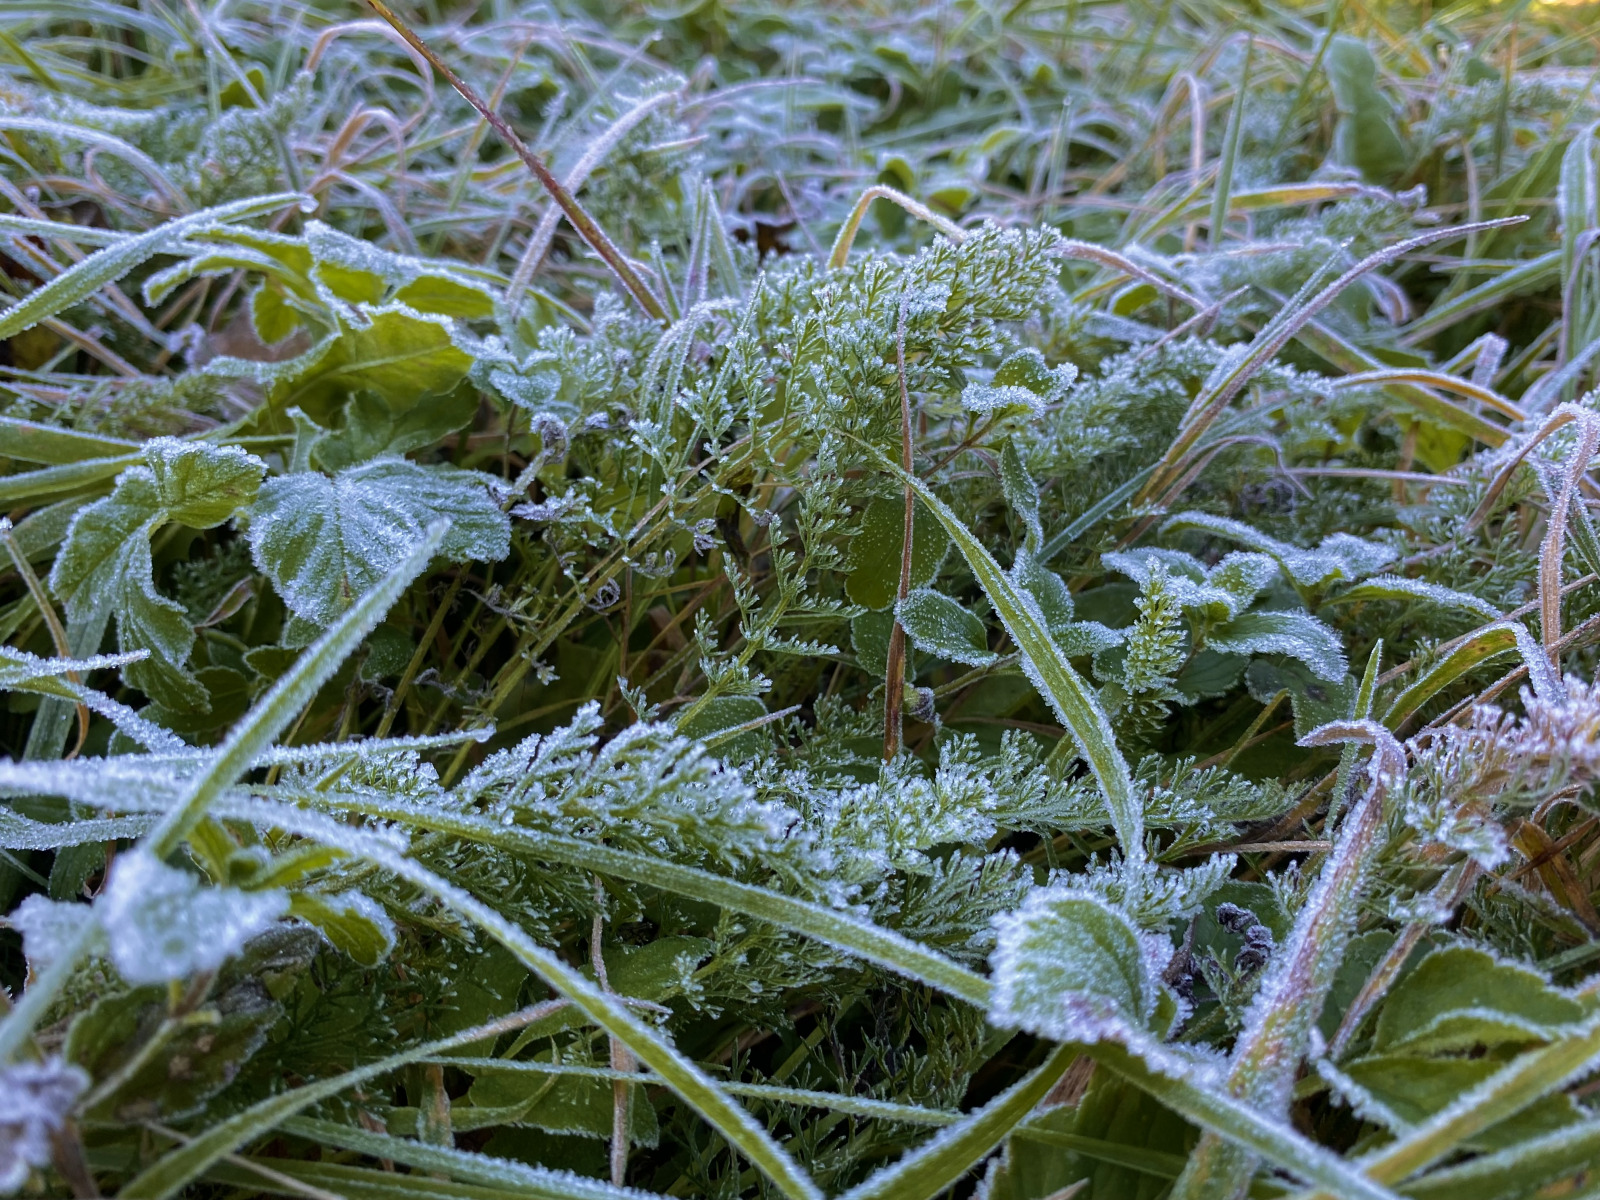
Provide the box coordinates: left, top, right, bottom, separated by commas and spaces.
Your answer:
361, 0, 668, 321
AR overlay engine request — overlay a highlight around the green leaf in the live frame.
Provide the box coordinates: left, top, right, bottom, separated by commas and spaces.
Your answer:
287, 891, 396, 967
897, 588, 996, 665
1372, 945, 1590, 1055
989, 888, 1158, 1040
68, 981, 280, 1121
248, 457, 510, 626
254, 304, 476, 428
852, 609, 895, 677
48, 471, 199, 708
0, 192, 310, 341
1326, 37, 1407, 182
1332, 1056, 1585, 1151
141, 437, 266, 528
1245, 658, 1356, 737
899, 471, 1142, 863
846, 495, 952, 610
1207, 610, 1347, 683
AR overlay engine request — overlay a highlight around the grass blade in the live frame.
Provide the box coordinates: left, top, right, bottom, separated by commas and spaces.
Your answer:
0, 192, 310, 342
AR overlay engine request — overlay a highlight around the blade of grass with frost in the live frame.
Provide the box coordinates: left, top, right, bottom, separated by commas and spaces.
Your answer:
1208, 38, 1252, 249
117, 1002, 576, 1199
1289, 1011, 1600, 1199
144, 519, 449, 860
423, 1065, 960, 1126
1170, 720, 1405, 1200
173, 798, 823, 1200
1038, 464, 1156, 564
1382, 623, 1520, 728
826, 184, 967, 267
1378, 1122, 1600, 1200
206, 1159, 638, 1200
1141, 217, 1526, 505
281, 793, 994, 1007
895, 468, 1142, 866
1400, 250, 1563, 345
1290, 319, 1512, 447
1084, 1039, 1403, 1200
0, 524, 448, 1061
838, 1045, 1077, 1200
280, 1117, 671, 1199
0, 192, 310, 341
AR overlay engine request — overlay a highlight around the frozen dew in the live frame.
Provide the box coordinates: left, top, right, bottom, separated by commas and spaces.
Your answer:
96, 850, 288, 985
0, 1058, 87, 1195
7, 895, 103, 973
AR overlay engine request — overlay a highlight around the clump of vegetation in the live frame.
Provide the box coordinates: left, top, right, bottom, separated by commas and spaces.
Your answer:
1, 0, 1599, 1196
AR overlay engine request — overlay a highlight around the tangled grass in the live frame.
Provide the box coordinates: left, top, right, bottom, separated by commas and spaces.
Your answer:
2, 1, 1600, 1198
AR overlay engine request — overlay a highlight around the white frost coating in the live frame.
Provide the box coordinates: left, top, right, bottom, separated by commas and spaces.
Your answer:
1163, 510, 1395, 587
8, 894, 103, 972
896, 588, 997, 665
0, 1058, 88, 1195
1207, 610, 1348, 682
1103, 548, 1280, 620
249, 456, 511, 626
1339, 574, 1501, 621
989, 886, 1157, 1041
96, 849, 287, 984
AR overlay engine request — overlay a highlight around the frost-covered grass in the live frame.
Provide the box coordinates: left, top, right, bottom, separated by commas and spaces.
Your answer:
2, 0, 1600, 1197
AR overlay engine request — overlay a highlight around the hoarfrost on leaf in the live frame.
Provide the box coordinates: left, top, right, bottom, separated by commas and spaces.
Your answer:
989, 886, 1159, 1042
0, 1058, 87, 1195
96, 849, 288, 984
1207, 610, 1348, 682
248, 456, 511, 626
896, 588, 996, 665
8, 894, 103, 972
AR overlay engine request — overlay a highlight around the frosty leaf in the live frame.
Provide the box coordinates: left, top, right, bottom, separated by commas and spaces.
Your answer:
1175, 649, 1247, 702
1208, 553, 1281, 610
1246, 658, 1357, 737
0, 1058, 88, 1194
257, 304, 475, 426
1333, 575, 1501, 621
96, 850, 288, 985
1372, 945, 1590, 1055
897, 588, 996, 665
48, 471, 202, 708
248, 457, 511, 626
1057, 620, 1125, 658
140, 438, 266, 528
1330, 1055, 1586, 1148
989, 887, 1158, 1042
1209, 611, 1348, 682
289, 891, 397, 967
1164, 511, 1395, 590
8, 894, 103, 973
960, 347, 1076, 417
851, 610, 894, 677
1104, 547, 1276, 622
1010, 548, 1074, 635
845, 496, 951, 610
1000, 439, 1042, 551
